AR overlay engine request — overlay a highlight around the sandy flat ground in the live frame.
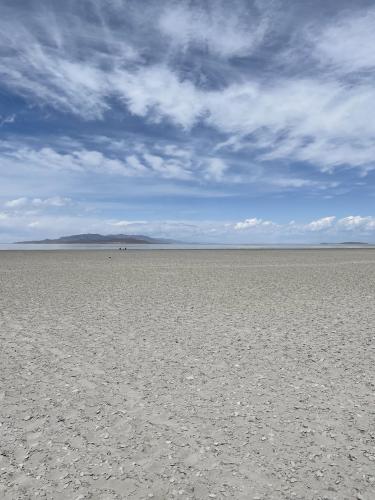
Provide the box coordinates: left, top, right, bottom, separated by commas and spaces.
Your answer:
0, 249, 374, 500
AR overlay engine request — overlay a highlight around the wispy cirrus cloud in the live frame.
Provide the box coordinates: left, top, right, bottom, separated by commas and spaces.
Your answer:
158, 2, 269, 58
0, 114, 16, 127
0, 139, 223, 182
0, 1, 374, 175
0, 136, 341, 196
311, 8, 375, 74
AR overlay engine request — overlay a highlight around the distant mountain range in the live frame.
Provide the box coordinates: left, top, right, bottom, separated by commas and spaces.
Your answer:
16, 233, 178, 244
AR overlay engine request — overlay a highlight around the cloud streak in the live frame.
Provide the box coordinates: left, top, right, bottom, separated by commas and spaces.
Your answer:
158, 2, 269, 58
5, 196, 71, 209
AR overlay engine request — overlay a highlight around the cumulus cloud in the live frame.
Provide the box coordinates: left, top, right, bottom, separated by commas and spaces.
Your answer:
234, 218, 275, 230
305, 216, 375, 234
305, 216, 336, 231
232, 215, 375, 237
338, 215, 375, 231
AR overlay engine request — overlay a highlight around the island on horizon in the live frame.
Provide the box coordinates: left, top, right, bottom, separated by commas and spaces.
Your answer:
320, 241, 369, 245
15, 233, 179, 244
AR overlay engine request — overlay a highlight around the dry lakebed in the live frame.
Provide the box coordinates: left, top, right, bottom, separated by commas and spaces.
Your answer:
0, 249, 374, 499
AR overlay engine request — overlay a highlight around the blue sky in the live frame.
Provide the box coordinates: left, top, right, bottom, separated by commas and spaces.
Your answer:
0, 0, 374, 243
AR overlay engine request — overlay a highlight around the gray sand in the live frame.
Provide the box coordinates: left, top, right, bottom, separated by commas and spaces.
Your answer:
0, 250, 374, 500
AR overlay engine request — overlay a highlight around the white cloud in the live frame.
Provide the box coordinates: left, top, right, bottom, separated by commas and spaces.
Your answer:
107, 65, 375, 174
1, 140, 242, 187
4, 196, 71, 211
208, 79, 375, 173
338, 215, 375, 231
0, 135, 346, 202
112, 70, 375, 172
110, 220, 148, 227
125, 155, 148, 174
312, 8, 375, 74
305, 216, 336, 231
33, 196, 71, 207
0, 114, 16, 126
1, 144, 192, 180
233, 215, 375, 237
5, 147, 125, 175
0, 1, 375, 177
158, 3, 268, 58
0, 2, 138, 119
268, 178, 335, 189
234, 218, 275, 230
143, 153, 192, 180
204, 158, 228, 182
159, 145, 192, 160
5, 197, 28, 208
113, 65, 205, 128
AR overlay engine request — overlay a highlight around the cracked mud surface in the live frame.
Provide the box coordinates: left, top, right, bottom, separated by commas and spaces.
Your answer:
1, 249, 374, 499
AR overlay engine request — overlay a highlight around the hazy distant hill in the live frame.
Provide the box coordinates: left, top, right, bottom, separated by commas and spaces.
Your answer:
320, 241, 369, 245
339, 241, 368, 245
16, 233, 178, 244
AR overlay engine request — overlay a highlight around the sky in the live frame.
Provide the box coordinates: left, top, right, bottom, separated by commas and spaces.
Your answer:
0, 0, 375, 243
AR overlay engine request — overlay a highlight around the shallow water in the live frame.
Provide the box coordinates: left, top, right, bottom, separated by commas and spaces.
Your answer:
1, 243, 374, 250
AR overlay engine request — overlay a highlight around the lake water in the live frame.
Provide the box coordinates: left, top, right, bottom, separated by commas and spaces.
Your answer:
0, 243, 374, 250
